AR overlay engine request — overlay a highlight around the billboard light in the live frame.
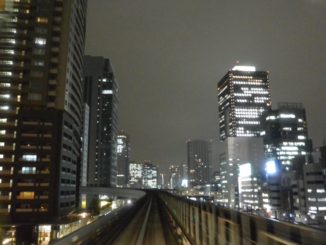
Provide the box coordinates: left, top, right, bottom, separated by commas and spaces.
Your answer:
239, 163, 252, 177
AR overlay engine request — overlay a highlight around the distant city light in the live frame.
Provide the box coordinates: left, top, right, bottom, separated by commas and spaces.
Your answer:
232, 66, 256, 72
181, 179, 188, 187
265, 160, 277, 175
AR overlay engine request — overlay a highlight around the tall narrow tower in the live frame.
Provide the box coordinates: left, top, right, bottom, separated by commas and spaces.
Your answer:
117, 132, 130, 187
187, 139, 211, 186
84, 56, 119, 187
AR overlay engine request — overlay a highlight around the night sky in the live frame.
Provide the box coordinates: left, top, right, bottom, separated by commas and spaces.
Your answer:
85, 0, 326, 173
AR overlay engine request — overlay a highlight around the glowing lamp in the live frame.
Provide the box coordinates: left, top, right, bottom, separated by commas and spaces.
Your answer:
265, 160, 277, 175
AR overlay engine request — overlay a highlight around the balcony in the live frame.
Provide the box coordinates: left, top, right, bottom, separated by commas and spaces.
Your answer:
41, 158, 51, 163
15, 208, 33, 212
0, 196, 11, 201
17, 183, 34, 187
17, 196, 34, 200
0, 170, 13, 175
0, 183, 12, 188
49, 79, 57, 85
21, 133, 38, 137
0, 208, 9, 213
48, 91, 56, 96
0, 146, 15, 151
0, 158, 14, 163
47, 102, 55, 108
20, 145, 37, 150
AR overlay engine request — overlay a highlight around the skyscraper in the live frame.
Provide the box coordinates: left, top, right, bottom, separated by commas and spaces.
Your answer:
262, 102, 309, 171
261, 102, 310, 215
219, 137, 265, 208
218, 66, 271, 141
84, 56, 119, 187
217, 65, 270, 208
142, 162, 158, 189
168, 164, 180, 189
128, 161, 143, 188
0, 0, 87, 224
116, 132, 130, 187
187, 140, 211, 186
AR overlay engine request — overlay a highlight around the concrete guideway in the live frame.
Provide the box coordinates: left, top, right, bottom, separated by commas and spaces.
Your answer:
112, 193, 178, 245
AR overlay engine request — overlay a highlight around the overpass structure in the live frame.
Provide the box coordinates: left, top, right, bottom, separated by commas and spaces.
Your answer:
50, 190, 326, 245
159, 192, 326, 245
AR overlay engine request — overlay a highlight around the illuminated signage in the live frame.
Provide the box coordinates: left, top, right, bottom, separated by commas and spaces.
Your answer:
232, 66, 256, 72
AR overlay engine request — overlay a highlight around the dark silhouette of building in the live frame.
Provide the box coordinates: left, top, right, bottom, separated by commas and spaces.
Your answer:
187, 140, 211, 186
84, 56, 118, 187
262, 102, 309, 171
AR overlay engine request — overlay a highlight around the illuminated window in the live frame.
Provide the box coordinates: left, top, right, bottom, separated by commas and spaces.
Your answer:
0, 60, 13, 65
35, 38, 46, 46
19, 192, 35, 199
33, 60, 44, 66
0, 83, 10, 88
0, 72, 12, 76
102, 90, 113, 95
0, 49, 14, 55
22, 154, 37, 162
37, 17, 48, 24
0, 106, 9, 111
0, 94, 10, 99
21, 167, 36, 174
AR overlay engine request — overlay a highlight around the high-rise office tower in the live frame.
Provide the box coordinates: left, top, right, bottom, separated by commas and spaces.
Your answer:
262, 102, 309, 171
219, 137, 265, 208
116, 132, 130, 187
84, 56, 118, 187
218, 66, 271, 141
187, 139, 211, 186
179, 163, 188, 187
0, 0, 87, 225
168, 164, 180, 189
261, 103, 310, 215
128, 161, 143, 188
217, 65, 270, 208
142, 162, 158, 189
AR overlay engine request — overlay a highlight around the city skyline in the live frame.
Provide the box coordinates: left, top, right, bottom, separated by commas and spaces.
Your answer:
86, 0, 326, 172
0, 1, 326, 243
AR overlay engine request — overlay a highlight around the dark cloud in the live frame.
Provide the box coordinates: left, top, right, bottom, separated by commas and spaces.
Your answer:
85, 0, 326, 173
